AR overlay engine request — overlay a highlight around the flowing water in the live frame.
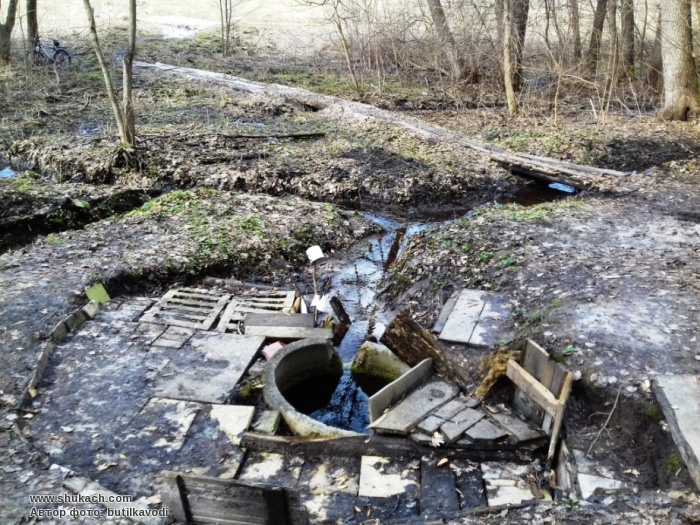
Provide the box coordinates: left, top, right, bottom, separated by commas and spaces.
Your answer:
283, 181, 576, 432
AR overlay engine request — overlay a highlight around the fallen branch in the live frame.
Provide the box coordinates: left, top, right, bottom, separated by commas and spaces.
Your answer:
586, 385, 623, 458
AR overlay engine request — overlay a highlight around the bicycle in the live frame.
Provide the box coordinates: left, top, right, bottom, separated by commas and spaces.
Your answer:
33, 36, 71, 70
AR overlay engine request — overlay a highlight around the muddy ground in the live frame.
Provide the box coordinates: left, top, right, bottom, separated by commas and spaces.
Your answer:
1, 19, 700, 525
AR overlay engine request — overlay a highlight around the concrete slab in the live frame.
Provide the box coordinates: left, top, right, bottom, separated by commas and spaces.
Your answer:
481, 462, 536, 507
358, 456, 419, 498
577, 473, 626, 499
252, 410, 281, 434
124, 397, 201, 453
416, 415, 445, 435
151, 325, 194, 348
438, 289, 486, 344
653, 375, 700, 490
299, 457, 360, 495
208, 404, 255, 445
237, 452, 304, 487
153, 333, 265, 403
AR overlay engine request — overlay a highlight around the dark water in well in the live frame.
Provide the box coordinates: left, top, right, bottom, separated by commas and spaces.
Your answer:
283, 182, 576, 433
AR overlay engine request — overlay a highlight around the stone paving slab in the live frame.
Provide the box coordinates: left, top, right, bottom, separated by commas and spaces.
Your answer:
358, 456, 419, 498
237, 452, 304, 488
208, 404, 255, 446
481, 462, 536, 507
153, 333, 265, 403
653, 374, 700, 490
298, 456, 360, 496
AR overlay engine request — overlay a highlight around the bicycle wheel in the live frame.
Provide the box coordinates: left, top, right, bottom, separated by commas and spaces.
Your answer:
53, 50, 71, 70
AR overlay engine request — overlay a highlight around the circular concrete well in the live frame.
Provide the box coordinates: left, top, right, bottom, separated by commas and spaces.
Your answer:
263, 338, 361, 438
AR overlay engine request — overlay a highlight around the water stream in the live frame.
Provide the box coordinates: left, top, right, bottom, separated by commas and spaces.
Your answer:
283, 181, 576, 432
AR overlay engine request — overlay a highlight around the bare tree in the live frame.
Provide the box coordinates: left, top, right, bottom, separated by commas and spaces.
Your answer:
586, 0, 609, 72
660, 0, 699, 120
495, 0, 529, 90
82, 0, 137, 147
217, 0, 236, 57
620, 0, 635, 75
503, 0, 518, 116
26, 0, 37, 46
0, 0, 19, 62
569, 0, 582, 60
425, 0, 468, 80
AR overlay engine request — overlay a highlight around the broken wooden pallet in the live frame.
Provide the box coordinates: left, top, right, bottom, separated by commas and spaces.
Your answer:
369, 380, 460, 435
139, 288, 230, 330
506, 339, 573, 469
217, 291, 297, 333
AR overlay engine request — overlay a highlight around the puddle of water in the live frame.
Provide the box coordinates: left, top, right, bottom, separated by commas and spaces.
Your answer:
499, 181, 577, 206
0, 166, 17, 179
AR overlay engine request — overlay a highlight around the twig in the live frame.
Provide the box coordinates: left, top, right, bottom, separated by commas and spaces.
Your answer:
586, 385, 622, 458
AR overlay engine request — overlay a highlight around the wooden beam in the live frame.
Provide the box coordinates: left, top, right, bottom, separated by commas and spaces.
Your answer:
506, 360, 560, 418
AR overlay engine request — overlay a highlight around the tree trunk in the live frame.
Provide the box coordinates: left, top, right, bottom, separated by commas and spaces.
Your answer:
425, 0, 469, 81
496, 0, 529, 91
380, 311, 470, 390
586, 0, 609, 73
503, 0, 518, 116
648, 8, 663, 91
512, 0, 529, 90
621, 0, 635, 75
82, 0, 129, 145
569, 0, 582, 60
660, 0, 699, 120
122, 0, 136, 147
26, 0, 38, 47
608, 0, 618, 54
0, 0, 19, 63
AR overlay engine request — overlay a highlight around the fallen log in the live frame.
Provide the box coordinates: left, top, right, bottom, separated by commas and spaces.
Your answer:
380, 311, 470, 390
134, 60, 632, 191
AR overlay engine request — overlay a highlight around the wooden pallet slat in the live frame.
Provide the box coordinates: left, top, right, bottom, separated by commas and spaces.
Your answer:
216, 291, 299, 333
140, 288, 230, 331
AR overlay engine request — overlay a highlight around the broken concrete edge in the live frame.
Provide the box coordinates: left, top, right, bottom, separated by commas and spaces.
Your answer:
20, 300, 102, 409
63, 475, 165, 525
263, 338, 360, 439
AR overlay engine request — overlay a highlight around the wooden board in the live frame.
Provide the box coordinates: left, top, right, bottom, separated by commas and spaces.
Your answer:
367, 359, 433, 422
369, 380, 460, 435
440, 408, 485, 444
506, 339, 573, 470
432, 290, 459, 333
217, 291, 297, 333
653, 375, 700, 490
506, 361, 561, 419
244, 326, 333, 340
438, 289, 485, 344
161, 472, 308, 525
489, 411, 546, 444
140, 288, 230, 330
